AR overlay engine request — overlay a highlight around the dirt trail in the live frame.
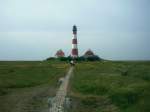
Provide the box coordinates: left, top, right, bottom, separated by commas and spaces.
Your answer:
49, 67, 73, 112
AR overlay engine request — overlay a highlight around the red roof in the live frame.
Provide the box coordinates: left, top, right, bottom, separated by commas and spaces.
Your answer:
55, 50, 65, 57
84, 49, 95, 56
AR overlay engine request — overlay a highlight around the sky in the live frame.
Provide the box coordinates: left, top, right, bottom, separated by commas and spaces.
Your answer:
0, 0, 150, 60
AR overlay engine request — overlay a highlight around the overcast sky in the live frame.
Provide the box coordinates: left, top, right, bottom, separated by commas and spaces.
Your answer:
0, 0, 150, 60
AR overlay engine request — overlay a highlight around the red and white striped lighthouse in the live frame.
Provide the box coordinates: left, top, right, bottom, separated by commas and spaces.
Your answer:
71, 25, 78, 58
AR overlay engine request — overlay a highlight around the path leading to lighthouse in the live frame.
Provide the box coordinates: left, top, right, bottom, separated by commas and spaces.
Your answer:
49, 67, 73, 112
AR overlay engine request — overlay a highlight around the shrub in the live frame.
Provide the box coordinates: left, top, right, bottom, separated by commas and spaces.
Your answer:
85, 55, 101, 61
46, 57, 56, 61
58, 57, 68, 61
46, 55, 101, 62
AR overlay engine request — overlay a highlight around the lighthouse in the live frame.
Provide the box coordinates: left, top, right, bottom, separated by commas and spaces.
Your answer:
71, 25, 78, 58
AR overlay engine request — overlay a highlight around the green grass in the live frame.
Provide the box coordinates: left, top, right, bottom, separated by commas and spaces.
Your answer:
70, 61, 150, 112
0, 60, 69, 95
1, 60, 150, 112
0, 60, 69, 112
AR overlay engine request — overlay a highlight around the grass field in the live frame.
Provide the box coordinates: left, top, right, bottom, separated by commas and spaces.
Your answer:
70, 61, 150, 112
1, 60, 150, 112
0, 61, 69, 112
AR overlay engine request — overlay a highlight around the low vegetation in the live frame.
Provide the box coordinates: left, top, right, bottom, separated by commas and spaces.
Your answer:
0, 61, 69, 112
46, 55, 101, 62
70, 61, 150, 112
1, 60, 150, 112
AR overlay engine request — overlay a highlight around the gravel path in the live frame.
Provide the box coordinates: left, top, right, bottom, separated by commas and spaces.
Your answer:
49, 67, 73, 112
